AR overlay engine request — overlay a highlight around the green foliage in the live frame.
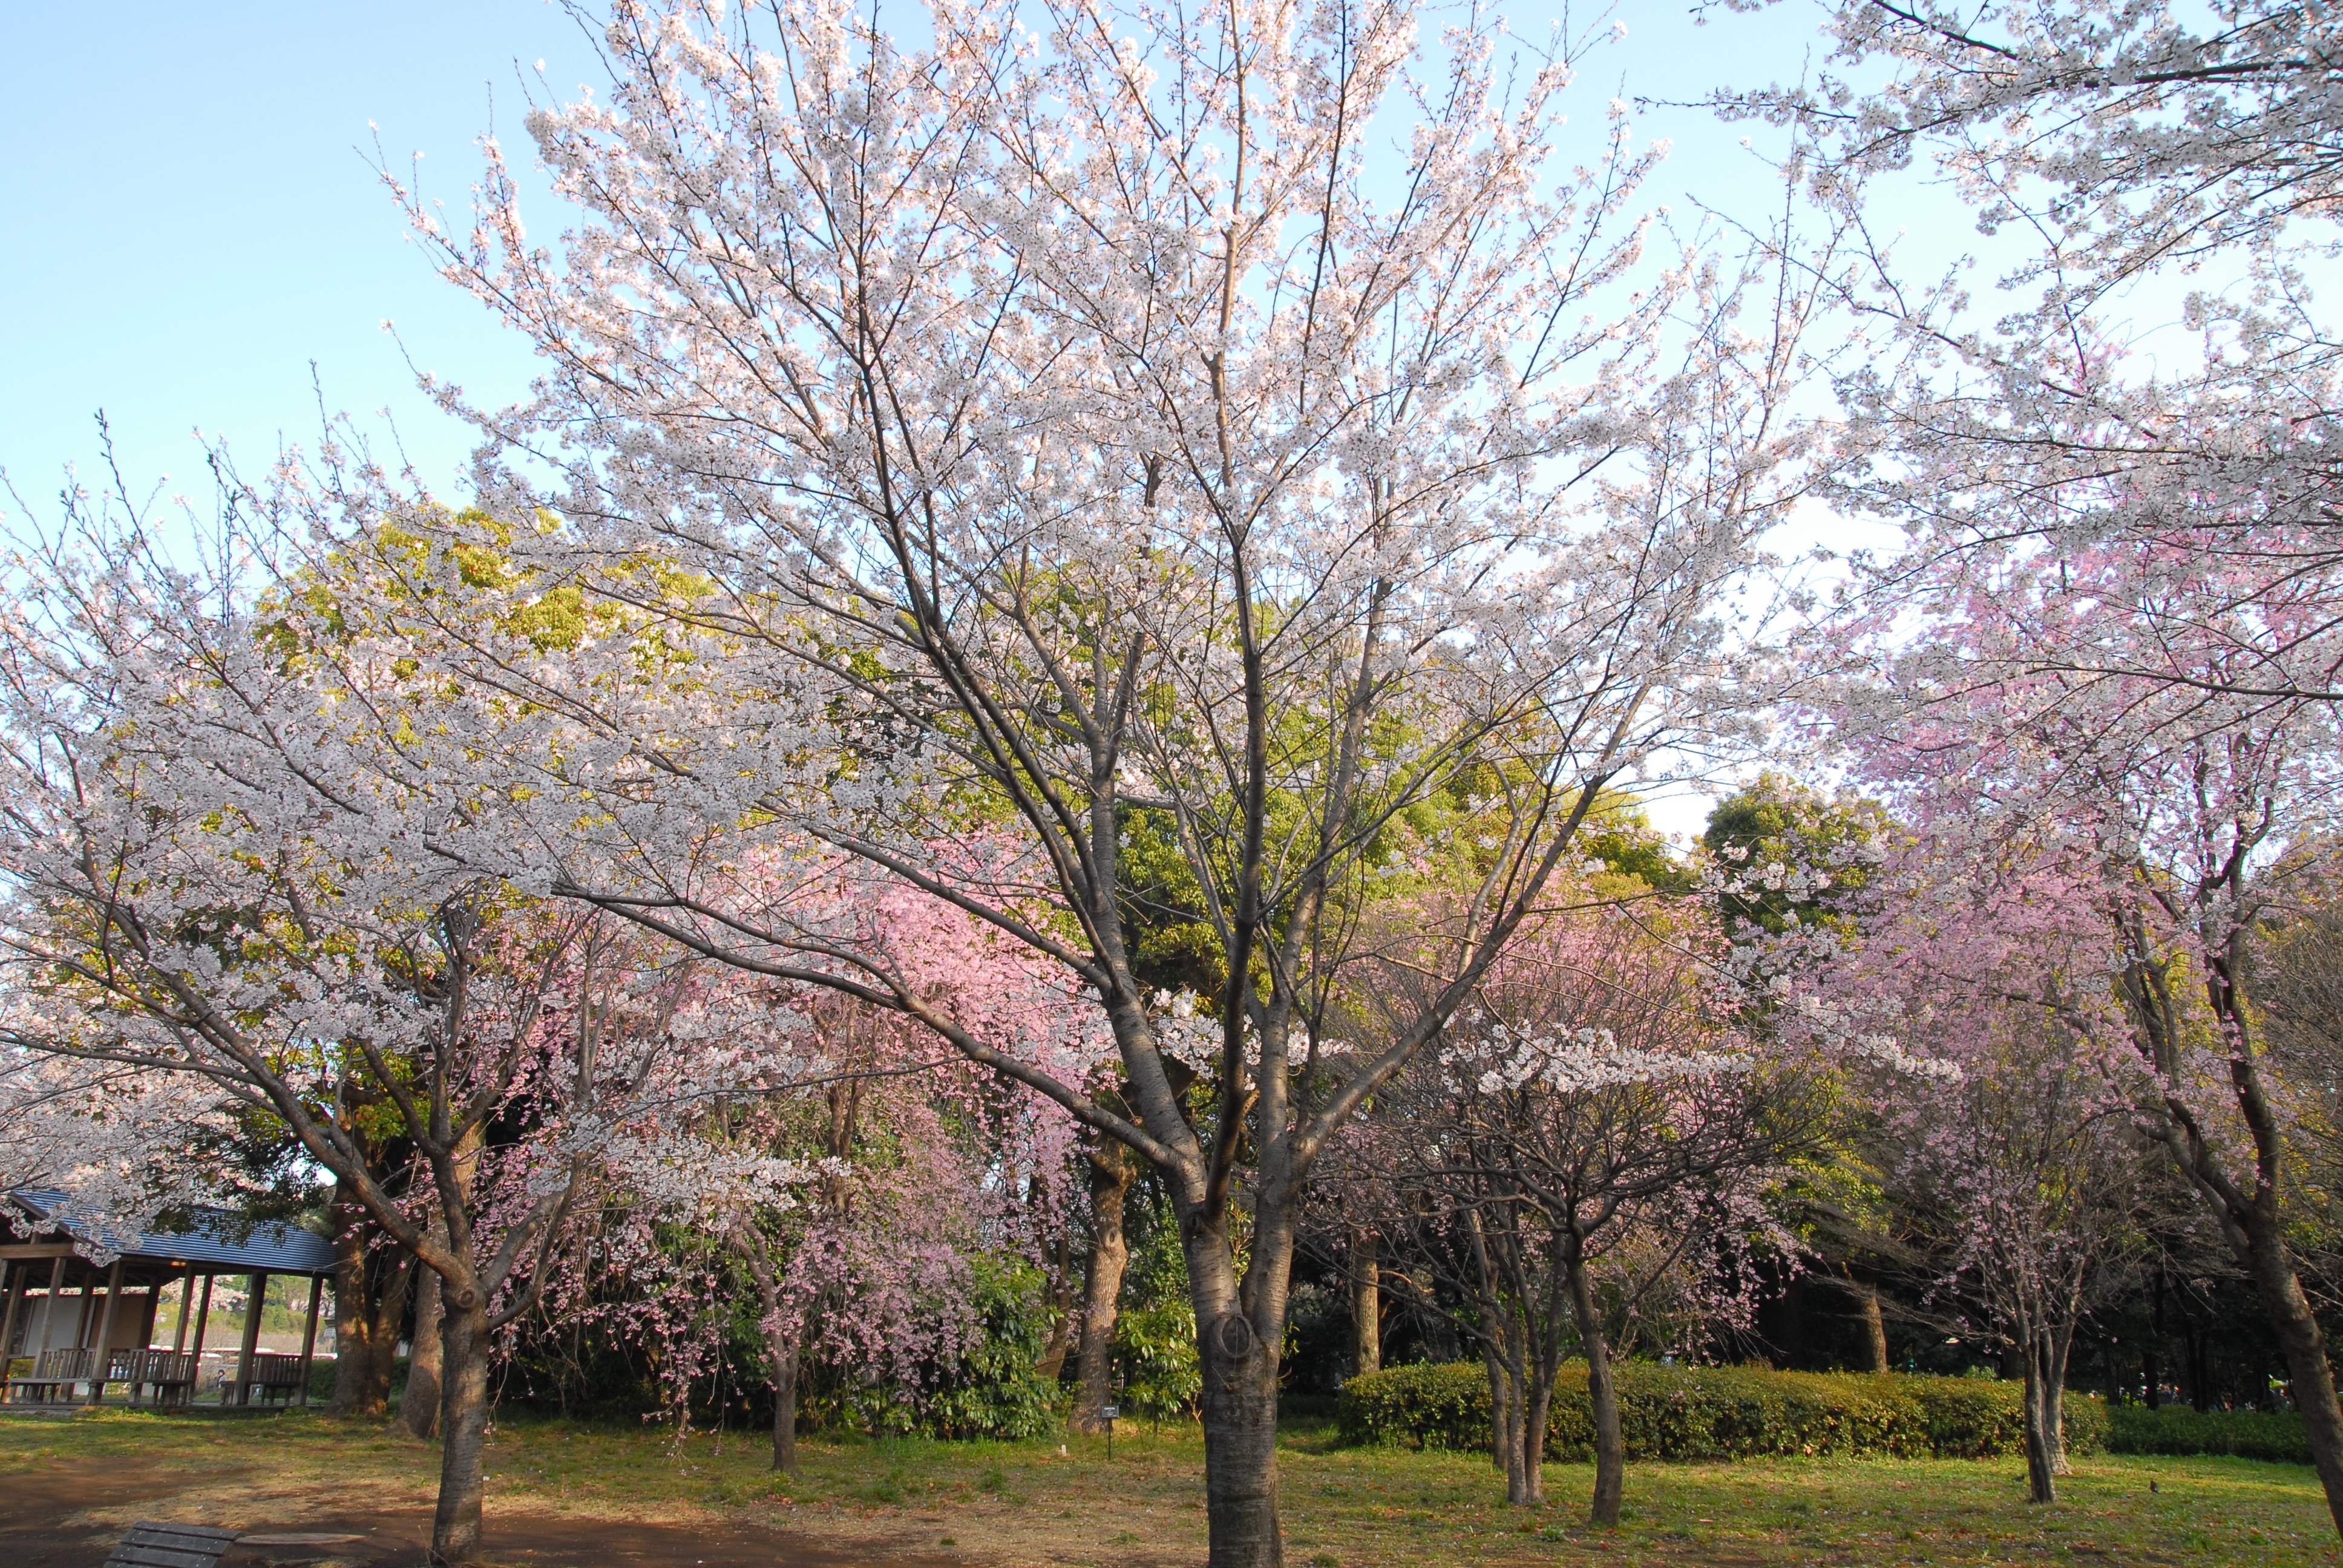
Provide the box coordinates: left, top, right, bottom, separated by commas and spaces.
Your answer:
1114, 1298, 1202, 1425
1702, 773, 1889, 938
1334, 1361, 1493, 1450
916, 1257, 1060, 1441
805, 1256, 1058, 1441
2108, 1405, 2312, 1464
1336, 1361, 2109, 1462
1114, 1211, 1201, 1424
1579, 800, 1695, 894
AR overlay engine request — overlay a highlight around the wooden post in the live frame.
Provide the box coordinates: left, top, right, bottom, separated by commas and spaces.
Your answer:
295, 1275, 324, 1408
169, 1272, 194, 1353
234, 1272, 267, 1407
0, 1261, 24, 1363
35, 1256, 68, 1358
189, 1274, 215, 1402
87, 1259, 124, 1405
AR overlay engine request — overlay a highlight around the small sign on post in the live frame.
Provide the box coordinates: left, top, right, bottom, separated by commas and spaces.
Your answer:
1101, 1403, 1119, 1460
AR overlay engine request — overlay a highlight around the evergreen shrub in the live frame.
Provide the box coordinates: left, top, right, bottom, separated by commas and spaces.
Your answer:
1335, 1361, 2109, 1462
817, 1256, 1059, 1440
2106, 1405, 2311, 1464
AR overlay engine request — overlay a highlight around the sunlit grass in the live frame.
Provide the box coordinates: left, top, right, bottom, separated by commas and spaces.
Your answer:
1, 1403, 2331, 1565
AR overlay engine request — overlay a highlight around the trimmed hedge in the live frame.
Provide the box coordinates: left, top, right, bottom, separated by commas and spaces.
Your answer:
2107, 1405, 2311, 1465
1337, 1361, 2108, 1462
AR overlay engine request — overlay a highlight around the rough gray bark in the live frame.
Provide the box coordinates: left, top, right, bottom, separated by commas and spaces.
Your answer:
1072, 1140, 1133, 1433
1196, 1299, 1286, 1568
430, 1283, 492, 1566
1351, 1229, 1380, 1379
2043, 1322, 2075, 1478
399, 1273, 444, 1437
399, 1126, 481, 1439
1847, 1270, 1890, 1374
1564, 1236, 1622, 1527
328, 1185, 413, 1419
2019, 1328, 2071, 1504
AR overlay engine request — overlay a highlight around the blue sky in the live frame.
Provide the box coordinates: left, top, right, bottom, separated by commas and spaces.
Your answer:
2, 2, 598, 508
1, 2, 1838, 511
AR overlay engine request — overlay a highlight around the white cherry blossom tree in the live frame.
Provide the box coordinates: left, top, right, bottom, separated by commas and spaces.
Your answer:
0, 501, 814, 1566
353, 2, 1833, 1558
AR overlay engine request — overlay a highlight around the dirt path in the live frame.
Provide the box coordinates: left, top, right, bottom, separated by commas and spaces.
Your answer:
0, 1452, 971, 1568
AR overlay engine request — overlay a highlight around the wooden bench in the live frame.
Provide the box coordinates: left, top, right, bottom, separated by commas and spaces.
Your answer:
236, 1351, 307, 1405
102, 1349, 198, 1406
5, 1345, 94, 1403
137, 1349, 198, 1405
102, 1520, 240, 1568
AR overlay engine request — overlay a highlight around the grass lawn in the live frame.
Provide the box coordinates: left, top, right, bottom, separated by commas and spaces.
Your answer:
0, 1405, 2330, 1567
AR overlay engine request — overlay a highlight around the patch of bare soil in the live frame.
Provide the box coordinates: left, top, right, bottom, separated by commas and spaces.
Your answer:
0, 1453, 972, 1568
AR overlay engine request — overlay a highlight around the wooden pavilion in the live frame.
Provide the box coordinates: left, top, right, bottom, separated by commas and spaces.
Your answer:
1, 1189, 338, 1408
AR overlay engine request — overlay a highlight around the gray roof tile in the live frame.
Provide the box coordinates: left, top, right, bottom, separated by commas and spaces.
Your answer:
8, 1190, 339, 1275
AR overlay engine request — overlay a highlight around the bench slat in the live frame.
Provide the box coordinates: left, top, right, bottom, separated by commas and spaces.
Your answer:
123, 1524, 240, 1544
103, 1546, 228, 1568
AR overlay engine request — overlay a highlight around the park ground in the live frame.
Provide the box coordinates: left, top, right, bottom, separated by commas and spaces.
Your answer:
0, 1406, 2329, 1568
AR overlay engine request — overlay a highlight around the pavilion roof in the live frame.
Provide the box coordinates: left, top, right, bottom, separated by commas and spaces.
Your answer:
5, 1189, 338, 1276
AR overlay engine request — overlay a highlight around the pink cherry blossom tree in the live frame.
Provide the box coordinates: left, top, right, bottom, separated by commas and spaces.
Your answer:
1715, 5, 2343, 1523
1793, 826, 2155, 1502
1809, 529, 2343, 1527
568, 886, 1089, 1471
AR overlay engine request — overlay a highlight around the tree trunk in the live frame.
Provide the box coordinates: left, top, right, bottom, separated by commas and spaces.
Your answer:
1351, 1229, 1380, 1378
736, 1221, 804, 1475
1564, 1241, 1622, 1528
1522, 1356, 1557, 1506
1484, 1345, 1521, 1490
2044, 1321, 2075, 1477
1184, 1201, 1290, 1568
399, 1125, 479, 1439
1198, 1307, 1283, 1568
1072, 1142, 1133, 1434
1845, 1268, 1889, 1373
328, 1187, 413, 1419
768, 1310, 802, 1476
327, 1186, 376, 1416
430, 1283, 492, 1566
1491, 1347, 1543, 1506
399, 1272, 445, 1438
2020, 1335, 2057, 1505
1038, 1223, 1078, 1381
2243, 1214, 2343, 1537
